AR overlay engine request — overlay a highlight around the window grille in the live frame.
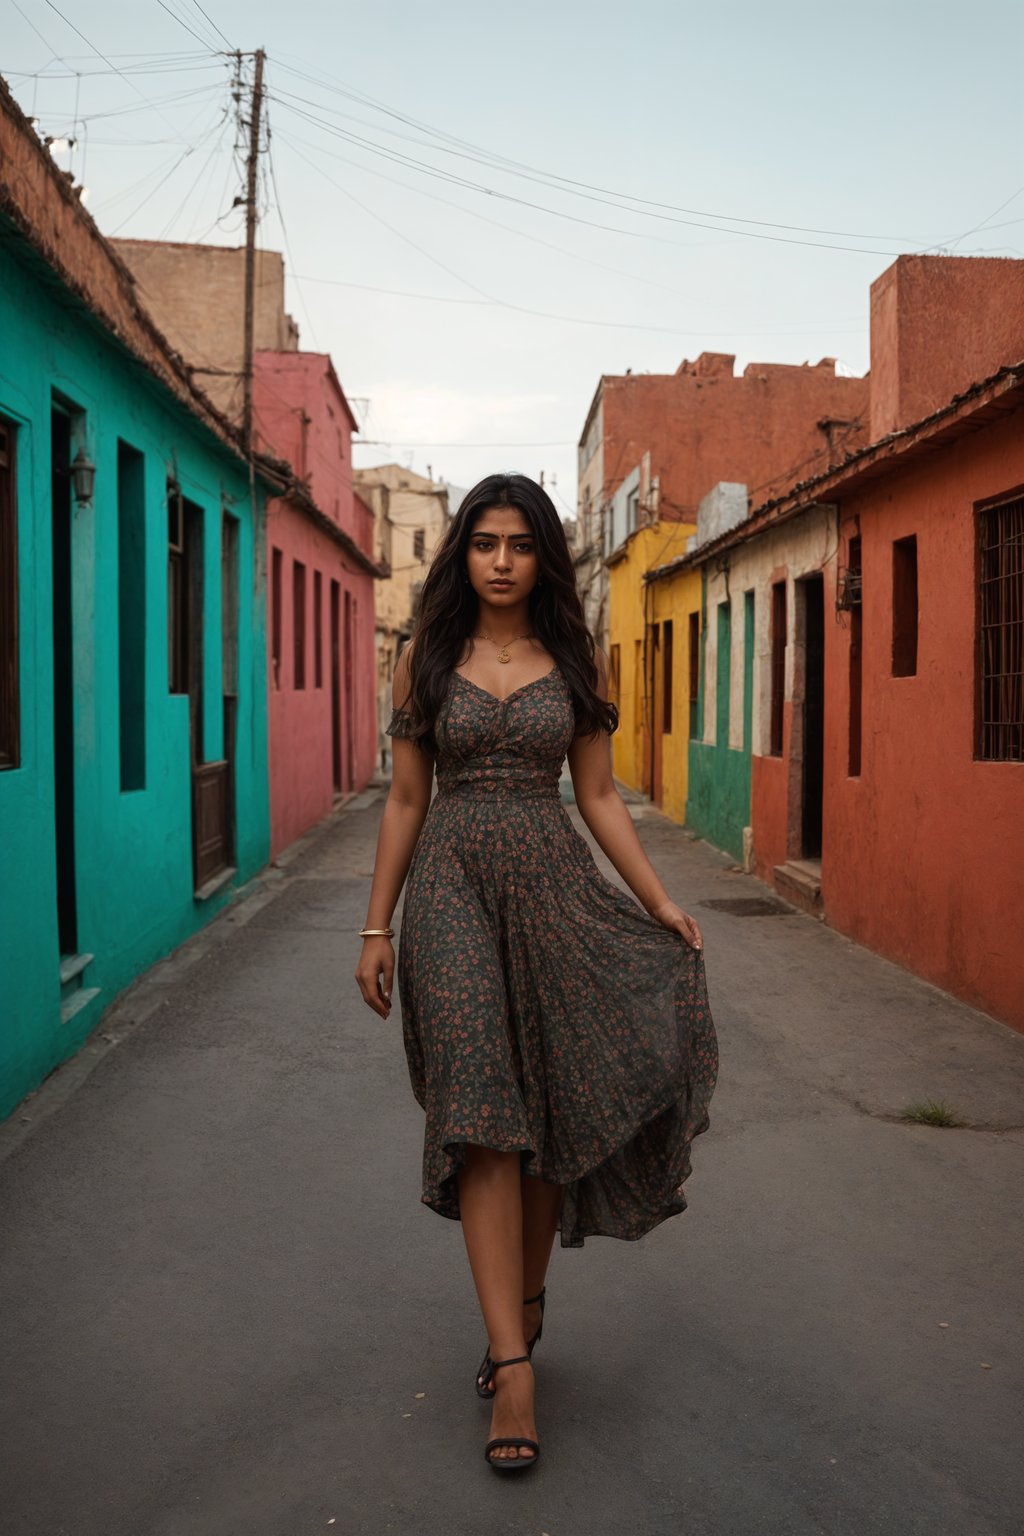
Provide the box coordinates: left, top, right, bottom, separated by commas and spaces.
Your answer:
978, 495, 1023, 762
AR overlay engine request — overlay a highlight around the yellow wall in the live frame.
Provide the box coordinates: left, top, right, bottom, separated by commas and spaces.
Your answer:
606, 522, 701, 825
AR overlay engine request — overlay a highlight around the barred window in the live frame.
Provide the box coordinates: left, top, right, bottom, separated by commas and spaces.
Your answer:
977, 495, 1023, 762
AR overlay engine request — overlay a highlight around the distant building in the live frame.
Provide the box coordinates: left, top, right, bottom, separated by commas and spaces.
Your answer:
354, 465, 450, 766
109, 238, 298, 420
112, 239, 384, 857
599, 355, 869, 808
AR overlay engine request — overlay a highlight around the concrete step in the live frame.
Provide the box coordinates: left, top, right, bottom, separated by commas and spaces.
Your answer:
60, 986, 101, 1027
59, 952, 94, 990
773, 859, 824, 919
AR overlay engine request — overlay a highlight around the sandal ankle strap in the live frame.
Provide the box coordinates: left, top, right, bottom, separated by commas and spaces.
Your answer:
490, 1354, 531, 1372
523, 1287, 546, 1306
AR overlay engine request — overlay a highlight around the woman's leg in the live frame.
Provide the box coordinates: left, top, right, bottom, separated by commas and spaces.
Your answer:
458, 1145, 537, 1461
521, 1171, 563, 1342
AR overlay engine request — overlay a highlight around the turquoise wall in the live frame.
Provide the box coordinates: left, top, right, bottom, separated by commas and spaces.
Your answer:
685, 575, 754, 861
0, 233, 270, 1119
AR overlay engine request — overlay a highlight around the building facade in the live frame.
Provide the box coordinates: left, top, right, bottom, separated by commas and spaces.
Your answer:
578, 352, 870, 654
253, 352, 381, 856
353, 465, 450, 767
663, 255, 1024, 1030
112, 240, 383, 856
0, 80, 271, 1117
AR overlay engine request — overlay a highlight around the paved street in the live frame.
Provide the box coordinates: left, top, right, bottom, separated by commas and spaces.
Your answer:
1, 787, 1022, 1536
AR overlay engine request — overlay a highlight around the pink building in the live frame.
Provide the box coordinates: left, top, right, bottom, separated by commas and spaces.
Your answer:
253, 351, 382, 858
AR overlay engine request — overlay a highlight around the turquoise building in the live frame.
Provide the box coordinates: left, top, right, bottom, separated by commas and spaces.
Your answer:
0, 82, 271, 1118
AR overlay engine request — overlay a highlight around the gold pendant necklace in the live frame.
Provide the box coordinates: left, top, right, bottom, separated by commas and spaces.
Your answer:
476, 630, 534, 664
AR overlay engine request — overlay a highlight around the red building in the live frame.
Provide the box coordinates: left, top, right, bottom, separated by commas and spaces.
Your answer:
253, 351, 381, 858
735, 256, 1024, 1030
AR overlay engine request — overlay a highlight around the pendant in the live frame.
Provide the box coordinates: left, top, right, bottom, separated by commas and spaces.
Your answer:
497, 648, 511, 663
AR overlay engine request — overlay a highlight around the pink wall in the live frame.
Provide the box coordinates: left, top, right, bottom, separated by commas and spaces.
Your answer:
821, 410, 1024, 1030
266, 499, 377, 858
254, 351, 374, 558
870, 256, 1024, 438
255, 351, 378, 859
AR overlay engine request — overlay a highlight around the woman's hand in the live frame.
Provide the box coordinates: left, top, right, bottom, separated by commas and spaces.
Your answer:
355, 937, 395, 1018
651, 899, 703, 951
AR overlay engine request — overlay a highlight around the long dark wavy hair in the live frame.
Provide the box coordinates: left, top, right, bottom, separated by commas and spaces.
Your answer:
399, 472, 617, 753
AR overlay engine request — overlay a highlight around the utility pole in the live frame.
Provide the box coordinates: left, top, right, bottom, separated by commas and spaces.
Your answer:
241, 48, 265, 450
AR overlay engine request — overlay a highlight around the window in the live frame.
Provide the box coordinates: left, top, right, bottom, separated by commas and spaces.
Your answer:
0, 416, 19, 768
271, 547, 283, 690
608, 643, 620, 706
627, 486, 640, 535
314, 569, 323, 689
413, 528, 425, 560
168, 481, 187, 695
118, 442, 145, 789
892, 535, 918, 677
688, 612, 700, 739
977, 495, 1023, 762
662, 619, 673, 734
293, 559, 306, 690
770, 580, 786, 756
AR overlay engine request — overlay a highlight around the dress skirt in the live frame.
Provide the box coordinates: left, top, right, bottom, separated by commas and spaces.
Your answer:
386, 664, 718, 1249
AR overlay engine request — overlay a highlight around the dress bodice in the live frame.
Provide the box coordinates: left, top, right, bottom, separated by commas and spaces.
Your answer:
387, 666, 576, 801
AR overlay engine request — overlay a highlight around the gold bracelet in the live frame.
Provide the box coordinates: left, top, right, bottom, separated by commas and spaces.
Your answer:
358, 927, 394, 938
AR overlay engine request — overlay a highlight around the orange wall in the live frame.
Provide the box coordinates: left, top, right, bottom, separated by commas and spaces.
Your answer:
751, 702, 792, 878
822, 410, 1024, 1029
601, 354, 869, 516
870, 256, 1024, 438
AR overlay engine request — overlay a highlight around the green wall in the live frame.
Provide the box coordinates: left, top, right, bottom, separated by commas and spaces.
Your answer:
0, 230, 271, 1119
685, 575, 754, 861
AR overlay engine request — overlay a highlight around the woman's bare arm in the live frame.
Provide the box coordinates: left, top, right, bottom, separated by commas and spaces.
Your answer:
355, 648, 435, 1017
566, 648, 702, 950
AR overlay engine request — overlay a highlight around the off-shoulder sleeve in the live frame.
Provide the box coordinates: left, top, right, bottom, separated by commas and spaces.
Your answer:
385, 705, 415, 739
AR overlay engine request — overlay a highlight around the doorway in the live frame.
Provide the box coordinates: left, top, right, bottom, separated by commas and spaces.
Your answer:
51, 407, 77, 956
330, 579, 342, 793
343, 590, 355, 791
800, 574, 824, 857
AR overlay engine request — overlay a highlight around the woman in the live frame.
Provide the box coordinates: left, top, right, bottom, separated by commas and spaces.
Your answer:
355, 472, 717, 1474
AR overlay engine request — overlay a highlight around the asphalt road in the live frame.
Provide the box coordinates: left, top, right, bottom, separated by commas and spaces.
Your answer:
1, 787, 1021, 1536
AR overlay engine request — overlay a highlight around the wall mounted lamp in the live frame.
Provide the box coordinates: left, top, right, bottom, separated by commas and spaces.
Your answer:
70, 447, 96, 506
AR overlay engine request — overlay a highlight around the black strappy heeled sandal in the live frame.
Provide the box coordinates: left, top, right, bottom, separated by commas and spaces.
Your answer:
475, 1287, 546, 1400
483, 1356, 541, 1474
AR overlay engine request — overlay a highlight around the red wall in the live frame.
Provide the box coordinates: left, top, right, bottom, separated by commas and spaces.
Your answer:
751, 703, 792, 879
870, 256, 1024, 439
822, 410, 1024, 1029
602, 352, 870, 516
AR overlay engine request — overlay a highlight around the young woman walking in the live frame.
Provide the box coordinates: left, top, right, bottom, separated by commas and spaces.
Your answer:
355, 473, 718, 1474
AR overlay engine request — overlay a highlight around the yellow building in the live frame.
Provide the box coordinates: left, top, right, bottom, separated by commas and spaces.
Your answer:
607, 521, 701, 826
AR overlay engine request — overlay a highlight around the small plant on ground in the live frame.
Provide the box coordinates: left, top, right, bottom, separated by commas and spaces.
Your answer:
901, 1098, 966, 1128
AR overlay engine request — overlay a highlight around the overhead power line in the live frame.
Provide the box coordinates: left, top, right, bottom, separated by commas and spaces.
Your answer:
270, 92, 907, 259
270, 64, 929, 248
39, 0, 210, 135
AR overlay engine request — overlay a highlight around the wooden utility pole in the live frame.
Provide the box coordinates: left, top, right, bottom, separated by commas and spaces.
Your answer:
241, 48, 265, 450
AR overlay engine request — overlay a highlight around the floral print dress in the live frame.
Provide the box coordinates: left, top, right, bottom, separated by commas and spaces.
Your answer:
386, 664, 718, 1249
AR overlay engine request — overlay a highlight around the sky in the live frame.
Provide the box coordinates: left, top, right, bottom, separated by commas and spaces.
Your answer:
5, 0, 1023, 511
